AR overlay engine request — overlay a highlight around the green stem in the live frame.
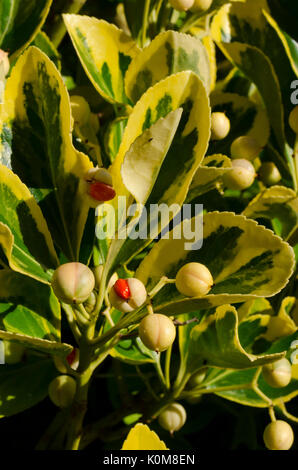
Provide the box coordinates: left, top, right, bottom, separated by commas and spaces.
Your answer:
164, 345, 172, 389
278, 402, 298, 423
180, 13, 201, 34
182, 382, 252, 396
148, 276, 175, 298
136, 366, 160, 401
293, 137, 298, 193
62, 303, 81, 344
141, 0, 151, 47
154, 354, 167, 389
50, 0, 88, 48
285, 142, 298, 192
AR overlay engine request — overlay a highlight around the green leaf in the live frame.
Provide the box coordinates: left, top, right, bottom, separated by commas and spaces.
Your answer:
187, 305, 285, 370
0, 0, 52, 57
0, 269, 60, 340
0, 165, 58, 283
242, 186, 298, 240
63, 14, 140, 105
136, 212, 295, 314
31, 31, 61, 70
0, 356, 57, 417
123, 0, 155, 41
0, 46, 92, 261
125, 30, 211, 103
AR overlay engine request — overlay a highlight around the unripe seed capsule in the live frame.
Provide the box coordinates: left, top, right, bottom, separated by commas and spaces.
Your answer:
138, 314, 176, 352
84, 291, 97, 313
263, 420, 294, 450
89, 113, 100, 133
169, 0, 195, 11
191, 0, 213, 12
158, 403, 187, 433
262, 358, 292, 388
210, 112, 230, 140
51, 262, 95, 304
188, 368, 207, 388
175, 262, 213, 297
223, 159, 256, 190
0, 50, 9, 77
185, 395, 202, 404
70, 95, 91, 126
48, 375, 77, 408
109, 278, 147, 313
3, 341, 25, 364
289, 106, 298, 134
258, 162, 281, 186
230, 136, 262, 161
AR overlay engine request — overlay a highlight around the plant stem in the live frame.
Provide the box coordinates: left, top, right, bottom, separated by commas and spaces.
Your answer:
62, 303, 81, 344
293, 137, 298, 193
269, 406, 276, 422
278, 402, 298, 423
154, 354, 167, 389
141, 0, 151, 47
164, 345, 172, 389
136, 366, 160, 401
285, 142, 298, 192
50, 0, 87, 48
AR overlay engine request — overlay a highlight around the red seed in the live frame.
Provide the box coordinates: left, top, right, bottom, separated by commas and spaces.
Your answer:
114, 279, 131, 300
66, 349, 76, 365
89, 181, 116, 201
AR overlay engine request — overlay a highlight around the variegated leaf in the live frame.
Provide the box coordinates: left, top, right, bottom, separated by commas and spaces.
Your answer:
107, 71, 210, 268
122, 423, 168, 450
125, 30, 210, 103
104, 117, 128, 163
0, 0, 52, 57
121, 108, 183, 204
31, 31, 61, 70
262, 297, 297, 342
211, 0, 298, 148
0, 329, 72, 356
187, 305, 285, 370
242, 186, 298, 240
63, 14, 140, 105
209, 91, 270, 156
0, 46, 92, 261
187, 154, 232, 201
0, 269, 60, 340
208, 332, 298, 407
136, 212, 295, 314
0, 165, 58, 283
